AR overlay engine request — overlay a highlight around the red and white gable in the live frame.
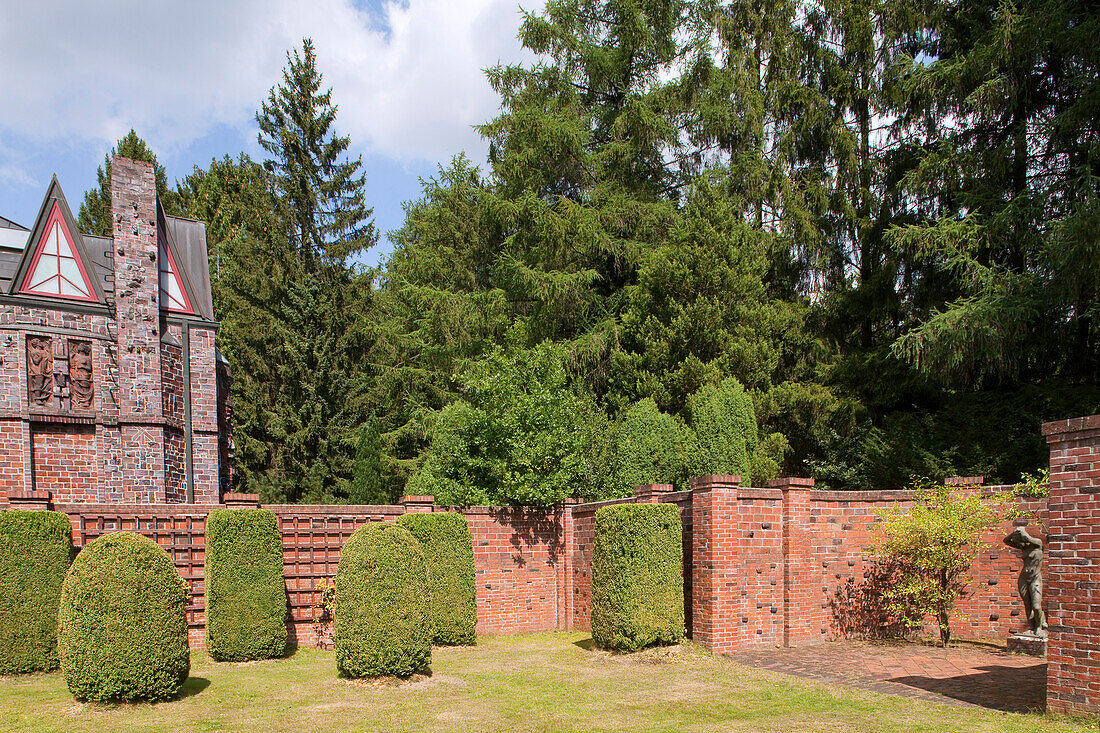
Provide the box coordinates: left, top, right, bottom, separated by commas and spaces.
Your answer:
13, 178, 102, 304
158, 223, 193, 314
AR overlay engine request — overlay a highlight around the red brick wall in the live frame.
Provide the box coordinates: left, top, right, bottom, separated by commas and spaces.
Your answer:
3, 473, 1061, 658
1043, 416, 1100, 716
31, 423, 97, 503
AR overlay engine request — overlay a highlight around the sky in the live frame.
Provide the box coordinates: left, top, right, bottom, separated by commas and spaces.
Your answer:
0, 0, 533, 268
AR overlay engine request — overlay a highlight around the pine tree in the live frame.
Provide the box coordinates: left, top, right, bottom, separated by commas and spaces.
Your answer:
256, 38, 377, 268
78, 129, 179, 235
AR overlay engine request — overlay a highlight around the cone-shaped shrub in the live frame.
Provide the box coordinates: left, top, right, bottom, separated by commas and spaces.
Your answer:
0, 510, 72, 673
396, 512, 477, 645
591, 503, 684, 651
205, 508, 287, 661
334, 522, 430, 677
58, 532, 189, 702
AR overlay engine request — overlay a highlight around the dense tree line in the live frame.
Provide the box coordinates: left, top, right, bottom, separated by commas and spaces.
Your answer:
81, 0, 1100, 504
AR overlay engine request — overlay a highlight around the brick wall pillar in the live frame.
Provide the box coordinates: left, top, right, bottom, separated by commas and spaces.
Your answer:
223, 493, 260, 508
634, 483, 674, 503
690, 474, 742, 654
556, 498, 580, 630
111, 156, 166, 503
400, 495, 435, 513
771, 477, 822, 647
1043, 416, 1100, 715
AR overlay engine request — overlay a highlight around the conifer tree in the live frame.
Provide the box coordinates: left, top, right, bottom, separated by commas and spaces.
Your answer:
349, 422, 386, 505
78, 129, 178, 235
256, 38, 377, 269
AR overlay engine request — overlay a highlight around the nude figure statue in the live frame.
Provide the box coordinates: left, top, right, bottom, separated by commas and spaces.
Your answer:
69, 341, 94, 409
1003, 526, 1047, 638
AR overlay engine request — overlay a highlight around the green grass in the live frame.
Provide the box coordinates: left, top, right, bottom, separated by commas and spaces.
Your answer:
0, 632, 1094, 733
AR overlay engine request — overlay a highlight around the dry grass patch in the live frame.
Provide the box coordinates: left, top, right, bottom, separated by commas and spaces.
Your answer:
0, 632, 1096, 733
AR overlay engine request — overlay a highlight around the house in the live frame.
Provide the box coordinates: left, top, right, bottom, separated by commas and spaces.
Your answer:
0, 156, 231, 504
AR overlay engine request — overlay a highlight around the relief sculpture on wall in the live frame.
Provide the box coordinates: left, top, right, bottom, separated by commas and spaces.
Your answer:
26, 335, 53, 405
69, 340, 94, 409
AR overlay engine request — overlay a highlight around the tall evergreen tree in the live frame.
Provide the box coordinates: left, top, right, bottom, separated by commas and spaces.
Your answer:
257, 38, 377, 269
78, 129, 179, 235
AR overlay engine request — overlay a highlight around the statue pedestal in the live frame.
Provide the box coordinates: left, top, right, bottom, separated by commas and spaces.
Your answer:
1007, 634, 1047, 657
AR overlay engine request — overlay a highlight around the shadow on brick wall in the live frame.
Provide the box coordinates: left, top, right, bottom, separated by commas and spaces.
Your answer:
827, 561, 912, 639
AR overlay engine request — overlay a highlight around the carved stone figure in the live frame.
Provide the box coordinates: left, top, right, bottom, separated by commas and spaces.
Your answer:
1004, 526, 1047, 638
69, 341, 94, 409
26, 335, 53, 405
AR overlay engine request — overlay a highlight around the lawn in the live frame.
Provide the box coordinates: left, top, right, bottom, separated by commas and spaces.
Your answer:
0, 632, 1094, 733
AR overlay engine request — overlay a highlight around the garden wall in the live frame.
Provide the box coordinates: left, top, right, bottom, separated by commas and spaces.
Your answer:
0, 477, 1050, 651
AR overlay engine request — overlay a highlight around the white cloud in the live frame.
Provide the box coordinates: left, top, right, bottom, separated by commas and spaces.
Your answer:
0, 0, 531, 164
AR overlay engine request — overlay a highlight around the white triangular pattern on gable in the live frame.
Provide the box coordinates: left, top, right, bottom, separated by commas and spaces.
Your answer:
21, 202, 94, 299
158, 226, 193, 313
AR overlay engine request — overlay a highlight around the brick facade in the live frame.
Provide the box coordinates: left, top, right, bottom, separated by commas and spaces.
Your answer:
1043, 416, 1100, 715
0, 156, 229, 505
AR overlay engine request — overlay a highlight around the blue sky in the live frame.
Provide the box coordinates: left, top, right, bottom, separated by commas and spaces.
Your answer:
0, 0, 532, 268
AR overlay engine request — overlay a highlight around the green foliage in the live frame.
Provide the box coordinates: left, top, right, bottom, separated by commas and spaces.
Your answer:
204, 509, 288, 661
58, 532, 189, 702
78, 129, 179, 236
256, 37, 376, 267
409, 341, 613, 506
609, 398, 690, 495
591, 503, 684, 651
0, 510, 72, 673
349, 422, 387, 504
685, 378, 757, 482
334, 523, 431, 677
1015, 469, 1050, 499
870, 481, 1014, 646
395, 512, 477, 645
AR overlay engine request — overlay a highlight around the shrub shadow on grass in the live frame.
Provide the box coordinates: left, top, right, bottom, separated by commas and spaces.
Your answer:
177, 677, 211, 699
337, 668, 435, 686
574, 637, 598, 651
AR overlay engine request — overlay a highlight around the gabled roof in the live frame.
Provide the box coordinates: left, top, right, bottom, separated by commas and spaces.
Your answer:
0, 177, 215, 321
157, 202, 198, 315
9, 176, 105, 304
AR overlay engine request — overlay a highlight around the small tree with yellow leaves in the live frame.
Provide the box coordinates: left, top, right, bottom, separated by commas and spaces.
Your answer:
870, 480, 1014, 647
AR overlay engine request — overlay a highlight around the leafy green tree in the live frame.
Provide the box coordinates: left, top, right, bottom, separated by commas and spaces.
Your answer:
257, 37, 376, 268
78, 129, 179, 235
870, 480, 1014, 646
686, 377, 775, 483
349, 422, 386, 505
408, 342, 612, 506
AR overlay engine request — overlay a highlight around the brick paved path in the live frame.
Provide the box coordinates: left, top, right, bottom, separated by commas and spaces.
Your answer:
726, 640, 1046, 712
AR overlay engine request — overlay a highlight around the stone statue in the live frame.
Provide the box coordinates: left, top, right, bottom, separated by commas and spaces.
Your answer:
1003, 526, 1047, 638
26, 336, 53, 405
69, 341, 94, 409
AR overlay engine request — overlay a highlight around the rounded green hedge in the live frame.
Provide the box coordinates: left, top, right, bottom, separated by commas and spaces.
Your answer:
205, 508, 287, 661
396, 512, 477, 645
591, 503, 684, 651
334, 522, 431, 677
0, 510, 73, 673
58, 532, 190, 702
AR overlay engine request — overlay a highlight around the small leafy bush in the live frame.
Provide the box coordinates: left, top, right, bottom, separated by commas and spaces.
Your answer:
205, 509, 288, 661
396, 512, 477, 645
0, 510, 72, 673
870, 480, 1015, 646
591, 503, 684, 651
58, 532, 190, 702
334, 522, 431, 677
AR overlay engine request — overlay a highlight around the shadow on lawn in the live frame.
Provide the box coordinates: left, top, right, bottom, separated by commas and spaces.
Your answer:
178, 677, 211, 699
887, 664, 1047, 713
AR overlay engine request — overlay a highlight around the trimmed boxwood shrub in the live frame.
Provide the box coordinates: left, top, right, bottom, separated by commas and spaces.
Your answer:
0, 510, 72, 673
591, 503, 684, 651
205, 508, 288, 661
58, 532, 190, 702
334, 522, 431, 677
396, 512, 477, 645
